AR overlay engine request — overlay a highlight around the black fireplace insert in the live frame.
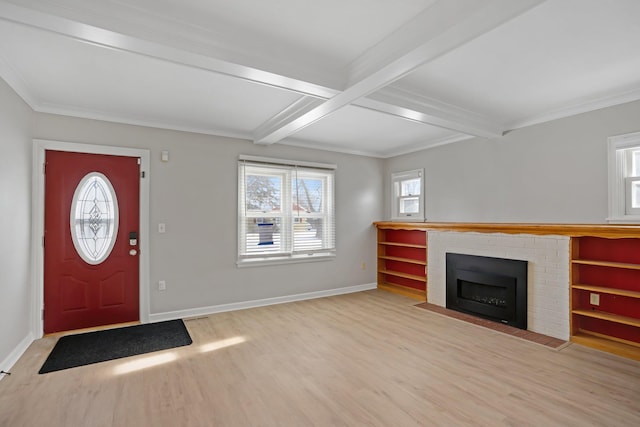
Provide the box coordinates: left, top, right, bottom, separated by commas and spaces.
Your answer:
446, 253, 528, 329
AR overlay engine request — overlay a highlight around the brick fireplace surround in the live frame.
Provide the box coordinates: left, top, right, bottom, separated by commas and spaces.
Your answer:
428, 231, 570, 340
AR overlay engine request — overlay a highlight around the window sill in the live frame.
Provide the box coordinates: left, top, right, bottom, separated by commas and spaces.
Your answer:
237, 252, 336, 268
606, 216, 640, 224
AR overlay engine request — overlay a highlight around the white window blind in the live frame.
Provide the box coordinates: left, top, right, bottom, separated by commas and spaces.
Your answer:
238, 156, 336, 264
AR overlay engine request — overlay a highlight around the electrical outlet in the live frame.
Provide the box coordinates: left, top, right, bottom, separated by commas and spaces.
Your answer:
158, 280, 166, 291
590, 293, 600, 306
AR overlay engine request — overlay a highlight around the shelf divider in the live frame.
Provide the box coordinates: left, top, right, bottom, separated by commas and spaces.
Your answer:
572, 284, 640, 299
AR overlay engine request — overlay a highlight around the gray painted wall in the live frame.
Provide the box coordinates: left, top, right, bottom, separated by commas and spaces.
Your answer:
0, 77, 33, 366
32, 113, 383, 316
385, 100, 640, 223
5, 77, 640, 369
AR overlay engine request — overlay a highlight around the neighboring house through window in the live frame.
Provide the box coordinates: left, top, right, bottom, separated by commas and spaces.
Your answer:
238, 155, 336, 266
608, 131, 640, 222
391, 169, 424, 221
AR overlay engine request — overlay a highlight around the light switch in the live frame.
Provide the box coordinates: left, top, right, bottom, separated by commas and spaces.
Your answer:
158, 223, 166, 233
161, 150, 169, 162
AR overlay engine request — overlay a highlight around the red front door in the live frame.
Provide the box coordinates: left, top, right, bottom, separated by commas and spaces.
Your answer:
44, 150, 140, 334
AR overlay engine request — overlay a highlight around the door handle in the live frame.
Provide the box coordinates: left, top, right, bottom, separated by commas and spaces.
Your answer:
129, 249, 138, 256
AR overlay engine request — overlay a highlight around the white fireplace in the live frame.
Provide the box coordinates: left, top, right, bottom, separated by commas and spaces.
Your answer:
427, 231, 570, 340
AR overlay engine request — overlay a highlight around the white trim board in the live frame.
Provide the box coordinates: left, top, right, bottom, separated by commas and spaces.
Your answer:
0, 333, 34, 381
31, 139, 151, 338
149, 283, 377, 323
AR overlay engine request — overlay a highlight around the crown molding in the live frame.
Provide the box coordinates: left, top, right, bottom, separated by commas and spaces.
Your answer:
507, 86, 640, 131
34, 102, 253, 141
378, 133, 475, 158
0, 51, 38, 108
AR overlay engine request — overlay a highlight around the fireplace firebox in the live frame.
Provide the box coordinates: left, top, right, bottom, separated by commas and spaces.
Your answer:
446, 253, 528, 329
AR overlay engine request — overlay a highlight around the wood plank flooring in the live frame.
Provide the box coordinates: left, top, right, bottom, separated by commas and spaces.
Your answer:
1, 289, 639, 426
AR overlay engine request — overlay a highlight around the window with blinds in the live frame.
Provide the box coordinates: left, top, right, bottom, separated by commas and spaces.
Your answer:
391, 169, 424, 221
238, 155, 336, 265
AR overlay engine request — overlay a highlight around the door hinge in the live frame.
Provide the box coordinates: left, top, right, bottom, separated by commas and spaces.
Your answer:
42, 235, 45, 247
41, 309, 44, 321
137, 158, 141, 165
43, 162, 46, 175
141, 171, 146, 178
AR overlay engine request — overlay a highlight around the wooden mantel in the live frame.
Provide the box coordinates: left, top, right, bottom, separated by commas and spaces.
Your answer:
373, 221, 640, 238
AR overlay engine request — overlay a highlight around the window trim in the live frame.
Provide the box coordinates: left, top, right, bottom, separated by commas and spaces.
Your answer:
608, 131, 640, 223
237, 155, 336, 267
391, 169, 425, 222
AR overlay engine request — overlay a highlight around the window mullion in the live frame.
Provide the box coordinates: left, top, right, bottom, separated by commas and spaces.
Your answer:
282, 169, 293, 254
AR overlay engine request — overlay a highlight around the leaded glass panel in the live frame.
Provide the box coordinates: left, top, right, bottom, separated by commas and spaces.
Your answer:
70, 172, 119, 265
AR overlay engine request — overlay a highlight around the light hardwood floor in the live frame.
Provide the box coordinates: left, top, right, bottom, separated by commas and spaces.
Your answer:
1, 290, 639, 426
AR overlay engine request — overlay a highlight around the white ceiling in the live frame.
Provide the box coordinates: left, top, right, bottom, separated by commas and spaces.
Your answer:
1, 0, 639, 157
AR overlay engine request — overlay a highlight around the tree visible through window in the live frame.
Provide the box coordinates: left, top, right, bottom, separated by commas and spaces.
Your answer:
238, 158, 335, 263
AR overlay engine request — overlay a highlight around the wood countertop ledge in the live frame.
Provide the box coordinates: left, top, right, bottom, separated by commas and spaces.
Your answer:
373, 221, 640, 238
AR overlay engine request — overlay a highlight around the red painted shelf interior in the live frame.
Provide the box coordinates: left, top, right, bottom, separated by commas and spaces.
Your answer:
574, 316, 640, 344
575, 265, 640, 294
572, 237, 640, 349
382, 229, 426, 247
383, 245, 425, 262
378, 228, 427, 294
578, 237, 640, 264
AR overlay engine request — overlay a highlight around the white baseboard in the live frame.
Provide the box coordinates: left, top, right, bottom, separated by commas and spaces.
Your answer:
149, 283, 377, 323
0, 332, 35, 381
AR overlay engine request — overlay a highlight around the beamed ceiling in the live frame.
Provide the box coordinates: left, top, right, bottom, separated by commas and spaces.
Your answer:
1, 0, 639, 157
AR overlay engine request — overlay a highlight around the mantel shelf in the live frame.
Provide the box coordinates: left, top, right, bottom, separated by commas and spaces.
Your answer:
374, 221, 640, 238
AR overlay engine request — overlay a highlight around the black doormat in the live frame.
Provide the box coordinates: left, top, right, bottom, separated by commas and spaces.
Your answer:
39, 319, 192, 374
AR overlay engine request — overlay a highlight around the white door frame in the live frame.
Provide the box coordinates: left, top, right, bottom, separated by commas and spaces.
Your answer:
31, 139, 151, 337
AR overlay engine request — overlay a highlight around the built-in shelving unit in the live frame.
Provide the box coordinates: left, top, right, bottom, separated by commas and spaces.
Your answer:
570, 237, 640, 361
374, 221, 640, 361
376, 225, 426, 301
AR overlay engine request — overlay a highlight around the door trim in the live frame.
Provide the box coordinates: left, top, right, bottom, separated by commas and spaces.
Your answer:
32, 139, 151, 337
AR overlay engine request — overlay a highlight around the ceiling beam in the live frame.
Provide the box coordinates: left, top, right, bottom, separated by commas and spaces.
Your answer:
253, 96, 325, 146
253, 0, 545, 144
1, 0, 540, 146
0, 0, 339, 99
360, 86, 503, 138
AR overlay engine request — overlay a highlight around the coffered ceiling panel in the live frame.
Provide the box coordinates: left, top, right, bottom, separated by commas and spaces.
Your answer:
0, 19, 301, 136
285, 105, 461, 157
397, 0, 640, 129
1, 0, 639, 157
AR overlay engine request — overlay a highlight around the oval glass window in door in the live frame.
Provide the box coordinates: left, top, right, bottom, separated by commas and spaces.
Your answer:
70, 172, 119, 265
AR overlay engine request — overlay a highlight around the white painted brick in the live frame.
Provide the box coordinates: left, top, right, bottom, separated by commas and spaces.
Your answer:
428, 230, 570, 340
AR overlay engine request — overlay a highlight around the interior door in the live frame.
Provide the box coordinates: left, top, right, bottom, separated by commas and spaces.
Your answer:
44, 150, 140, 334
